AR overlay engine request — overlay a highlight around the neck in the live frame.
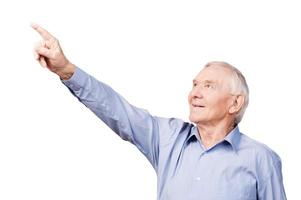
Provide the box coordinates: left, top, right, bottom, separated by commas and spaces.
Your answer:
196, 119, 236, 149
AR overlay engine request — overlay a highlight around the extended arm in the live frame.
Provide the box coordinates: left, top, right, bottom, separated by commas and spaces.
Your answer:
32, 24, 160, 170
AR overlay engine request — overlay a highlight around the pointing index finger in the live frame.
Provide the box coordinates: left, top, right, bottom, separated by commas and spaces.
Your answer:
31, 23, 55, 40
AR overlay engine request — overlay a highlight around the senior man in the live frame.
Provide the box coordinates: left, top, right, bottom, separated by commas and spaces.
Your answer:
32, 24, 286, 200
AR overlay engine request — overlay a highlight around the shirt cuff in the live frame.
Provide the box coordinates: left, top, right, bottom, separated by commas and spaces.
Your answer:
60, 66, 89, 91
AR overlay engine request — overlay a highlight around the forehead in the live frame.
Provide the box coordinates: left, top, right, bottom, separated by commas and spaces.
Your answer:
194, 65, 233, 84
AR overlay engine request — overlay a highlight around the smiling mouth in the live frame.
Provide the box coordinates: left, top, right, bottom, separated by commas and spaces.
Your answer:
192, 104, 205, 108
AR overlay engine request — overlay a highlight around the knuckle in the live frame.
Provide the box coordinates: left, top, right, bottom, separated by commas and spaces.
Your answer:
53, 50, 60, 58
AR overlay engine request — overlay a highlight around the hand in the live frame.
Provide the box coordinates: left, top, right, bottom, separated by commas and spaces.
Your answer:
32, 23, 75, 80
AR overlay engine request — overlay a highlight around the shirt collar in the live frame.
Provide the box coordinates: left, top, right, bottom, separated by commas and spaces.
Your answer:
223, 126, 241, 152
187, 125, 242, 152
186, 126, 200, 142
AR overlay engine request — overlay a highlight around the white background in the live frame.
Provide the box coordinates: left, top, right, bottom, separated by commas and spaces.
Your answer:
0, 0, 300, 199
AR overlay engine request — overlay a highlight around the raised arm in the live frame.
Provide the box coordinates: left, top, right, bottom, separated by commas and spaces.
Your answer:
31, 24, 179, 171
60, 66, 162, 170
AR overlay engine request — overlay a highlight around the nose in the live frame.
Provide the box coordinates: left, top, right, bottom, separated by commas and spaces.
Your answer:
190, 84, 204, 99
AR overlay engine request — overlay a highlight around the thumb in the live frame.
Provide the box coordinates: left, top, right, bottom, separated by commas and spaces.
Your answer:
39, 56, 47, 68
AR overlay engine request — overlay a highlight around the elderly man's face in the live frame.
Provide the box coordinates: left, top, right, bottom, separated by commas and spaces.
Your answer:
188, 65, 235, 125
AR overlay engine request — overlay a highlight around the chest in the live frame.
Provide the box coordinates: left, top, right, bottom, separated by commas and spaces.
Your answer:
159, 142, 257, 200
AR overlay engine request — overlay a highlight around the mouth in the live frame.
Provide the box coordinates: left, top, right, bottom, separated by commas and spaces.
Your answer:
192, 104, 205, 108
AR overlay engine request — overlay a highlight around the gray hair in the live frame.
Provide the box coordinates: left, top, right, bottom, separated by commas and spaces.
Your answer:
204, 61, 249, 124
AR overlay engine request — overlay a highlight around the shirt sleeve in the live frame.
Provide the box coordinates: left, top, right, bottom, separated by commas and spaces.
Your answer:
61, 66, 161, 171
257, 153, 287, 200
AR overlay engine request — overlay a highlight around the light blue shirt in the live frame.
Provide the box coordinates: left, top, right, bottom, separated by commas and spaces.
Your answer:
61, 66, 286, 200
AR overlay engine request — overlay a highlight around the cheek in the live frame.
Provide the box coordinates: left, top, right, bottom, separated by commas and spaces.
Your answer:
187, 92, 192, 103
206, 96, 225, 110
212, 98, 231, 113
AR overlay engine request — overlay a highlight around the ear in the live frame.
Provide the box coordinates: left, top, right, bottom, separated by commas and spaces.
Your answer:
229, 95, 245, 114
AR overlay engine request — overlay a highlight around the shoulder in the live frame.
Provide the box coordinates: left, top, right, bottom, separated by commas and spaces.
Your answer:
154, 116, 194, 146
240, 133, 281, 162
238, 133, 282, 179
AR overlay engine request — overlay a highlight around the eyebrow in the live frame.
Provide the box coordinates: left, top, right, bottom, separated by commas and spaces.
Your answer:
193, 79, 216, 84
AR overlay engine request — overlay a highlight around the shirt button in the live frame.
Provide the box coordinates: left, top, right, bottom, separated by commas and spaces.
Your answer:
195, 177, 201, 181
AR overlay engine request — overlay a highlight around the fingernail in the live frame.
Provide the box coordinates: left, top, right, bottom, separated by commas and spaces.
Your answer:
31, 22, 38, 28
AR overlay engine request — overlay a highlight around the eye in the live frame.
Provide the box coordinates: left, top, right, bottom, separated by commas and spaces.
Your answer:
193, 82, 197, 87
204, 83, 216, 89
204, 83, 211, 88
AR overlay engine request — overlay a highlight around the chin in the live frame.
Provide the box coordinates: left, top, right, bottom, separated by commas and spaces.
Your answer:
189, 114, 201, 124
